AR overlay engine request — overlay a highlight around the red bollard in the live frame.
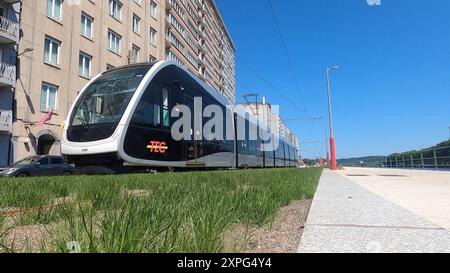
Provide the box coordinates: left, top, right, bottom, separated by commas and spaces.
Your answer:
330, 136, 337, 170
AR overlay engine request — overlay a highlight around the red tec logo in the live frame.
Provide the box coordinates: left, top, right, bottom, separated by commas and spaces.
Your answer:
147, 141, 169, 154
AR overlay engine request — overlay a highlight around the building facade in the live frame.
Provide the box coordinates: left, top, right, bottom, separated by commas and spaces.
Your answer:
273, 113, 299, 152
0, 0, 20, 166
165, 0, 235, 101
11, 0, 235, 163
239, 96, 300, 156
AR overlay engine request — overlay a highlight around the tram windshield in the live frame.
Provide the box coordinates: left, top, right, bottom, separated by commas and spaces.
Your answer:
70, 65, 151, 127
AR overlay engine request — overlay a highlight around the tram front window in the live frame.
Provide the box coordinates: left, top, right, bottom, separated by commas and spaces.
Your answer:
67, 65, 151, 142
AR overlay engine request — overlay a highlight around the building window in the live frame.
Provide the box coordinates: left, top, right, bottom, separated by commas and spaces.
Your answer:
47, 0, 62, 21
131, 45, 140, 63
108, 30, 121, 54
150, 1, 157, 18
149, 28, 157, 46
109, 0, 122, 21
132, 14, 140, 34
149, 55, 156, 62
167, 50, 186, 69
44, 36, 60, 66
0, 7, 6, 18
40, 83, 58, 112
79, 52, 92, 78
81, 13, 93, 39
106, 64, 115, 70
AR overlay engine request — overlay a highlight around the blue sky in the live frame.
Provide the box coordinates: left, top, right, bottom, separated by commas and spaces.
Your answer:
215, 0, 450, 159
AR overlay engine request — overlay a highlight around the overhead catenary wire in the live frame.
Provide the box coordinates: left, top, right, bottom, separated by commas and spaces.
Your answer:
236, 55, 306, 115
266, 0, 308, 114
235, 76, 253, 94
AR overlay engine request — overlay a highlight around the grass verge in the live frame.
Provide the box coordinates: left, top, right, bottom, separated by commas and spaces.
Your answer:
0, 167, 322, 253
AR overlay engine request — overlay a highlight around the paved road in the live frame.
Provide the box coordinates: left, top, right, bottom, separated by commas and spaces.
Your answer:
298, 169, 450, 253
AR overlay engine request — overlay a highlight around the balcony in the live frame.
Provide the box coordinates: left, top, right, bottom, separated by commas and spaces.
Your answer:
193, 0, 202, 9
0, 109, 12, 133
0, 62, 16, 87
0, 16, 19, 44
166, 0, 172, 11
165, 34, 172, 49
165, 16, 172, 29
198, 18, 206, 27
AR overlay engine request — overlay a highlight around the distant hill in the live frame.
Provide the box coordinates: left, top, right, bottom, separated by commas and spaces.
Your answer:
436, 140, 450, 148
338, 156, 385, 166
337, 140, 450, 166
389, 139, 450, 157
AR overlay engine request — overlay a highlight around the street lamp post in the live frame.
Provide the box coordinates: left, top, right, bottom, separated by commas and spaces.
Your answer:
18, 48, 34, 56
326, 66, 339, 170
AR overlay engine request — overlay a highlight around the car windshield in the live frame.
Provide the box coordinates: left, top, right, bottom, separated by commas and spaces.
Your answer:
70, 65, 151, 127
13, 156, 40, 166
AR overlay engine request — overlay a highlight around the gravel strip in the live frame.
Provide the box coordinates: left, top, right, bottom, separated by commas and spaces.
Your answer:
1, 223, 59, 253
224, 200, 312, 253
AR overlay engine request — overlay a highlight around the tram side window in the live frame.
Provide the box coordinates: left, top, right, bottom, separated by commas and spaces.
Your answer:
285, 145, 289, 161
162, 88, 170, 128
131, 82, 168, 129
285, 145, 289, 160
276, 142, 281, 159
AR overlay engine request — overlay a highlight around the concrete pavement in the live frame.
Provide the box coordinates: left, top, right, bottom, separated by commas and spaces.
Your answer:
339, 167, 450, 231
298, 169, 450, 253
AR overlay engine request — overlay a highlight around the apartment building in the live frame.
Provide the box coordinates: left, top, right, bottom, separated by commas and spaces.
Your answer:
12, 0, 166, 163
0, 0, 20, 166
11, 0, 235, 163
273, 113, 300, 151
239, 97, 300, 154
165, 0, 235, 101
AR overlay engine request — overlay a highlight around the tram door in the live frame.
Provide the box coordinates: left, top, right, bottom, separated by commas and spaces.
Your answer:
237, 117, 249, 168
179, 93, 196, 162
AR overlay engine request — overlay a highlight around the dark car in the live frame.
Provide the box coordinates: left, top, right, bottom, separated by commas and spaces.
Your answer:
0, 155, 76, 178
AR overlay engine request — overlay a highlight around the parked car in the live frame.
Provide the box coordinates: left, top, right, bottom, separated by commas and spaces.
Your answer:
0, 155, 76, 178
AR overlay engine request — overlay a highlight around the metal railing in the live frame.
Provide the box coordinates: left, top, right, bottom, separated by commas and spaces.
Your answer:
385, 146, 450, 170
0, 61, 16, 84
353, 145, 450, 170
0, 15, 19, 39
0, 109, 12, 132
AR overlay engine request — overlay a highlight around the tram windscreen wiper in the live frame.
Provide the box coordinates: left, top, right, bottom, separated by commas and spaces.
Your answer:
76, 110, 88, 130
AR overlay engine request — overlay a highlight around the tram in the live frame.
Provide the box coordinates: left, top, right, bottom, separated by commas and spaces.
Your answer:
61, 61, 298, 172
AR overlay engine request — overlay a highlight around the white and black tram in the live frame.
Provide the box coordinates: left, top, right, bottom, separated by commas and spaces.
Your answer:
61, 61, 298, 172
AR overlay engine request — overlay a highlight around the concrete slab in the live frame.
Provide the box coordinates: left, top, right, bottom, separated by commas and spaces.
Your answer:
339, 168, 450, 231
298, 170, 450, 253
299, 225, 450, 253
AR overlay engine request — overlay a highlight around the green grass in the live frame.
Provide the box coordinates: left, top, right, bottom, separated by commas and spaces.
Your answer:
0, 168, 322, 253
